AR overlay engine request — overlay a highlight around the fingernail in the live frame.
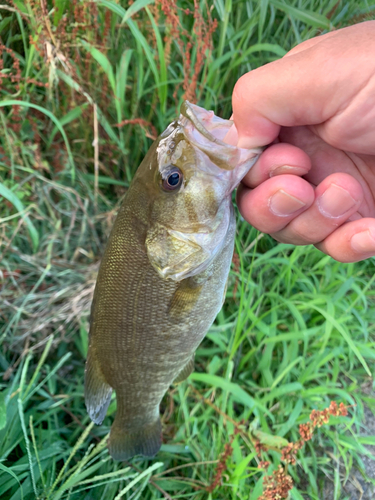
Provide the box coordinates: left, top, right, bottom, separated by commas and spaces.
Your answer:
223, 124, 238, 146
351, 230, 375, 253
270, 165, 309, 177
318, 184, 357, 217
269, 190, 306, 216
237, 136, 265, 149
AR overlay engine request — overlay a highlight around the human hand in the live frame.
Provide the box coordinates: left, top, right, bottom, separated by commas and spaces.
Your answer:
226, 21, 375, 263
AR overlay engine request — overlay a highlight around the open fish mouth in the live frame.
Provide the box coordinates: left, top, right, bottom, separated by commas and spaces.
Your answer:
180, 101, 234, 144
178, 101, 262, 190
157, 101, 262, 190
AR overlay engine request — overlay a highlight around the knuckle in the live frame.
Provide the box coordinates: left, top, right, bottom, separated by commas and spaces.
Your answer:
275, 223, 319, 245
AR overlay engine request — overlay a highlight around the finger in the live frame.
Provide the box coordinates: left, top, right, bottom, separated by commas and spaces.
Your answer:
278, 126, 375, 212
316, 218, 375, 263
224, 122, 238, 145
278, 126, 355, 186
231, 22, 375, 151
242, 142, 312, 189
226, 31, 342, 145
237, 175, 314, 234
271, 173, 364, 245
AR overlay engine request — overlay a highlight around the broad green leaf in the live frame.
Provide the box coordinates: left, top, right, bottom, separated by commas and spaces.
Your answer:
251, 429, 289, 449
116, 49, 133, 114
278, 398, 304, 437
146, 7, 167, 111
81, 174, 128, 187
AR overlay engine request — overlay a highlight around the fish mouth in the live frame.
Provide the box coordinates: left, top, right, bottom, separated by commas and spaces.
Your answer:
179, 101, 262, 183
157, 101, 262, 189
180, 101, 233, 144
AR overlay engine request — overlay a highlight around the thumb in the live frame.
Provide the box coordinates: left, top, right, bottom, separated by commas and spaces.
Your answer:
231, 22, 375, 151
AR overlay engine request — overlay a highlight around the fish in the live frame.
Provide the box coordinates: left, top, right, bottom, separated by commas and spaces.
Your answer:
84, 101, 261, 460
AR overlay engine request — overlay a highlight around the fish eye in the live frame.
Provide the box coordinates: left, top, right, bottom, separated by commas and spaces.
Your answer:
162, 166, 183, 191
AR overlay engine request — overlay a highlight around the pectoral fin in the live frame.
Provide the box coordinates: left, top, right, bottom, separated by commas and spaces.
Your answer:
84, 347, 112, 425
168, 277, 203, 322
173, 356, 195, 383
146, 224, 201, 279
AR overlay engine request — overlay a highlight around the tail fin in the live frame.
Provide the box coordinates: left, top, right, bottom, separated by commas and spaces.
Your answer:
108, 416, 162, 460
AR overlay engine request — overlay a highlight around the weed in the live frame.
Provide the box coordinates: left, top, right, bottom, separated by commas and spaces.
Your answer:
1, 1, 375, 499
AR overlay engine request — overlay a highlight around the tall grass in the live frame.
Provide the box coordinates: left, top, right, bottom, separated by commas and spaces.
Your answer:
1, 1, 375, 499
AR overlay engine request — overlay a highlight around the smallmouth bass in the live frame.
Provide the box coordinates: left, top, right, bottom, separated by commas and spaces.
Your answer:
85, 102, 261, 460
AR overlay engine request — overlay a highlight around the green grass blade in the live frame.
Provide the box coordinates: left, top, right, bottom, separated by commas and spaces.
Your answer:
98, 0, 154, 23
0, 100, 75, 180
306, 303, 371, 376
80, 39, 116, 94
190, 373, 272, 418
121, 0, 155, 24
0, 182, 39, 251
17, 398, 38, 498
47, 422, 96, 498
115, 49, 133, 119
0, 390, 6, 430
146, 7, 167, 112
21, 335, 53, 401
47, 105, 87, 147
113, 462, 163, 499
0, 463, 24, 500
270, 0, 332, 28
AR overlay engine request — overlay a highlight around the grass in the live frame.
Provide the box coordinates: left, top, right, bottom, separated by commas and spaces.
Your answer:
1, 0, 375, 498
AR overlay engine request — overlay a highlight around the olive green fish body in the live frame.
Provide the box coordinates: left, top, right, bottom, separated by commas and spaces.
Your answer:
85, 102, 261, 460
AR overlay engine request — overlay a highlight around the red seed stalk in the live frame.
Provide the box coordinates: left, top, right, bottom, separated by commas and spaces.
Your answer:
257, 401, 349, 500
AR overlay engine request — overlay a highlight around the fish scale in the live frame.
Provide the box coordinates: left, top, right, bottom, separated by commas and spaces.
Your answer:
84, 102, 261, 460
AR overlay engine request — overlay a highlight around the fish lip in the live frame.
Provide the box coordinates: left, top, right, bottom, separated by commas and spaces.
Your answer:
181, 100, 263, 152
157, 102, 262, 185
180, 101, 233, 146
178, 101, 262, 176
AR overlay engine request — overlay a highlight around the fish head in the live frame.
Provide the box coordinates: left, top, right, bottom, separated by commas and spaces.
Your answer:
140, 101, 262, 281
